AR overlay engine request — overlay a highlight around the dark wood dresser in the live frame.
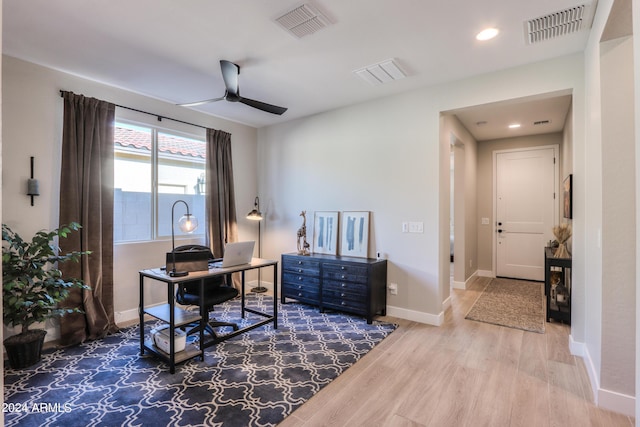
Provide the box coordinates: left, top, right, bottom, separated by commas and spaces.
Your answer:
281, 253, 387, 324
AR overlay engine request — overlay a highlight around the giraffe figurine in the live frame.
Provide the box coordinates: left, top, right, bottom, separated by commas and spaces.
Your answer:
297, 211, 311, 256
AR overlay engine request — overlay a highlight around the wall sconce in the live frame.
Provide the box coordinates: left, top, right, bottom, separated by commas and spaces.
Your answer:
27, 156, 39, 206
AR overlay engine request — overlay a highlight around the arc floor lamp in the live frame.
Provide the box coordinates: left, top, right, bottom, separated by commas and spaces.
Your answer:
169, 199, 198, 277
247, 196, 267, 293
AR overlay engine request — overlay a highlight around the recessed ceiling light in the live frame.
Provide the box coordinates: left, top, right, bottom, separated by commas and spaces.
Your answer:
476, 28, 499, 41
508, 123, 521, 129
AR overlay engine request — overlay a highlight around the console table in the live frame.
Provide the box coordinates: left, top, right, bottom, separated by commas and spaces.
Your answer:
544, 247, 571, 324
281, 253, 387, 324
139, 258, 278, 373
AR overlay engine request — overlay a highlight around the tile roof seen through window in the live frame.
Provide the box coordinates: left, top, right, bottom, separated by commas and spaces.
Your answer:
115, 126, 205, 159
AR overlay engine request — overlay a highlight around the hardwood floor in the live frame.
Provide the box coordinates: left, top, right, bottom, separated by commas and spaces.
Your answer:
279, 276, 634, 427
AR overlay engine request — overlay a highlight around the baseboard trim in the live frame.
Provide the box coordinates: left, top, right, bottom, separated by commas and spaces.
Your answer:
570, 334, 636, 417
477, 270, 495, 278
598, 388, 636, 417
452, 270, 479, 290
385, 305, 443, 326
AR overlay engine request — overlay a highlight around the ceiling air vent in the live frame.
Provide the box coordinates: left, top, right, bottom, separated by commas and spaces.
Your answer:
275, 3, 332, 38
525, 1, 597, 44
354, 59, 407, 86
534, 120, 551, 125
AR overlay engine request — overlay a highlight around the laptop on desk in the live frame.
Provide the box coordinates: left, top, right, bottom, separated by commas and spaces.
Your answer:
210, 241, 255, 268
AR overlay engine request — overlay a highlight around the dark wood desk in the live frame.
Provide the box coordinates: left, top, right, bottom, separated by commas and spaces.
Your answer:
139, 257, 278, 373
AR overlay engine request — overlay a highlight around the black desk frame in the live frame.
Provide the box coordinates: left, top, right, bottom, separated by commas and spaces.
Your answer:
139, 258, 278, 373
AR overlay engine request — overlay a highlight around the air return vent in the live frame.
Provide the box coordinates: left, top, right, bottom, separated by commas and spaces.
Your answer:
534, 120, 551, 126
275, 3, 332, 38
525, 2, 597, 44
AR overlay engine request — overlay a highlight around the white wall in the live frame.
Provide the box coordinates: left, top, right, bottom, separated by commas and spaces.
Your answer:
1, 55, 260, 337
258, 54, 585, 326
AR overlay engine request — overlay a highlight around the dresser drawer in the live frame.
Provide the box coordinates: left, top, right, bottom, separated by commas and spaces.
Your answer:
282, 285, 320, 302
322, 291, 366, 313
322, 279, 367, 296
282, 257, 321, 275
282, 272, 320, 287
322, 264, 368, 284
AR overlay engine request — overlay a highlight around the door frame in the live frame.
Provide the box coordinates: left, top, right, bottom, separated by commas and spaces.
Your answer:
492, 144, 559, 278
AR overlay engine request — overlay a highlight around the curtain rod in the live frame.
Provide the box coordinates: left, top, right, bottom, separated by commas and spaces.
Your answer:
59, 90, 208, 130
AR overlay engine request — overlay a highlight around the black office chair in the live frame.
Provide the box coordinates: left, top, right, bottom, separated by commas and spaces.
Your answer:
173, 245, 239, 338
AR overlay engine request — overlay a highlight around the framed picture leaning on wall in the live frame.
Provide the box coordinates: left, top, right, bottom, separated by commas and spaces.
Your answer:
313, 211, 339, 255
340, 211, 370, 258
563, 174, 572, 219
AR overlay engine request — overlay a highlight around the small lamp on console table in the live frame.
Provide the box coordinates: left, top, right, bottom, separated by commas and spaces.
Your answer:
169, 200, 198, 277
247, 196, 267, 293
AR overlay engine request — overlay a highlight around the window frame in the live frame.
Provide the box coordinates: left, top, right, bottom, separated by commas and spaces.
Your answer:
114, 118, 207, 244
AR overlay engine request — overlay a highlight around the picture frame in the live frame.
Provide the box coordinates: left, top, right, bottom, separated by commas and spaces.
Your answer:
563, 174, 572, 219
313, 211, 339, 255
340, 211, 370, 258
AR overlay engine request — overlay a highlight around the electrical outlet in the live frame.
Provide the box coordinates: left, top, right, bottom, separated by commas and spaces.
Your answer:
388, 283, 398, 295
402, 222, 408, 233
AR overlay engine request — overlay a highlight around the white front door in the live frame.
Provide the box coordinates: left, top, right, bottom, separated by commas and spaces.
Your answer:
495, 147, 557, 281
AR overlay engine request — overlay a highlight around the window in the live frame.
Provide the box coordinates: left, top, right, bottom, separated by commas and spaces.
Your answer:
114, 122, 206, 243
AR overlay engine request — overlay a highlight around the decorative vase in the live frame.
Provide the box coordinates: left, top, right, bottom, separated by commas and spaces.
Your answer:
3, 330, 47, 369
554, 243, 570, 258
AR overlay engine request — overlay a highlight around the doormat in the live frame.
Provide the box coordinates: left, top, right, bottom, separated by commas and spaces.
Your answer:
465, 278, 545, 333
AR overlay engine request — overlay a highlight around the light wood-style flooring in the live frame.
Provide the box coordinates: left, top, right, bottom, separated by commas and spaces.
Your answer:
279, 276, 635, 427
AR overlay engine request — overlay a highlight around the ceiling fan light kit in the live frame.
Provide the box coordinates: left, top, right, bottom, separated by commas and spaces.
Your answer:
179, 60, 287, 115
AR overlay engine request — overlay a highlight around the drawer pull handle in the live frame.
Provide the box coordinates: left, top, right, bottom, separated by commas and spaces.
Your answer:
341, 275, 346, 279
298, 276, 302, 281
341, 301, 346, 306
298, 261, 302, 265
298, 285, 303, 289
341, 266, 346, 270
298, 269, 303, 273
298, 292, 303, 297
341, 283, 346, 288
341, 293, 346, 297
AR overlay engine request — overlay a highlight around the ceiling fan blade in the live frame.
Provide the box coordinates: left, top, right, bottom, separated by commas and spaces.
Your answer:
239, 97, 288, 115
177, 96, 225, 107
220, 60, 239, 97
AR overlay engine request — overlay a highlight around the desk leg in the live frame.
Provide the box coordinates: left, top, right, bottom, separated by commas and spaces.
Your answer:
273, 264, 278, 329
199, 278, 205, 360
241, 270, 246, 319
139, 274, 145, 355
169, 283, 175, 374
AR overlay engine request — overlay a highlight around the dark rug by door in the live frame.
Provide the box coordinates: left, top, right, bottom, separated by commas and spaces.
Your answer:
4, 294, 396, 427
465, 278, 545, 333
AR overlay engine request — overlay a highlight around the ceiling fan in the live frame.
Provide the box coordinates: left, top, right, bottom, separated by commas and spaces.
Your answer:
178, 60, 288, 115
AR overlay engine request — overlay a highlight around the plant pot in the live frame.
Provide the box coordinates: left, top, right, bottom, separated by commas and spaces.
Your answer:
4, 330, 47, 369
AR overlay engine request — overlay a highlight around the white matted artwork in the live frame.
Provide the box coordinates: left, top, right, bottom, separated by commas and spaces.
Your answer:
340, 211, 370, 258
313, 211, 338, 255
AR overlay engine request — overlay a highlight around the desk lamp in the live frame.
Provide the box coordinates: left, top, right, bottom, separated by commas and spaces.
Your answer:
247, 197, 267, 293
170, 199, 198, 277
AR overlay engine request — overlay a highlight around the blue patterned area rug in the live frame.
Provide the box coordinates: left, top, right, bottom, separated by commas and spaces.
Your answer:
4, 294, 396, 427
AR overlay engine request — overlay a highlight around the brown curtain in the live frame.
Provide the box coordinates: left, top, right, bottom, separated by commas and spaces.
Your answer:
59, 91, 118, 346
205, 128, 239, 288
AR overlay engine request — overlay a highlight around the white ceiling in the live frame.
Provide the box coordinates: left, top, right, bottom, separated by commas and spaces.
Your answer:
3, 0, 596, 134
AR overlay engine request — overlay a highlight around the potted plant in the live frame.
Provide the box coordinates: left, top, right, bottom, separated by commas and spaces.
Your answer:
2, 222, 90, 369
